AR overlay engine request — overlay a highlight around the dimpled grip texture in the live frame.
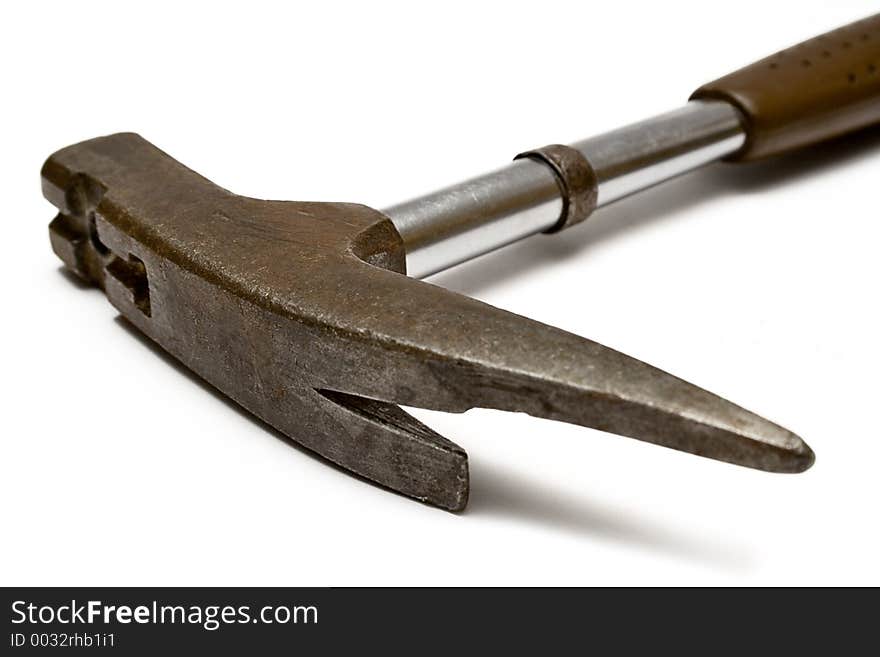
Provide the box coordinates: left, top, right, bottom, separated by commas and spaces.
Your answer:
692, 14, 880, 161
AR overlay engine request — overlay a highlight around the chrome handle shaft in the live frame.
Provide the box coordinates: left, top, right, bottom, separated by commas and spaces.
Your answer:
383, 100, 745, 278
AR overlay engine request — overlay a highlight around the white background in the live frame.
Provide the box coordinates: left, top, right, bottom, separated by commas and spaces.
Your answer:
2, 0, 878, 586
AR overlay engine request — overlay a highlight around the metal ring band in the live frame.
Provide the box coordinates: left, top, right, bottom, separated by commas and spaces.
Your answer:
514, 144, 598, 233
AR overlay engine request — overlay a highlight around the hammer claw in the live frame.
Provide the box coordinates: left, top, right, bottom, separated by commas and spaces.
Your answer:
320, 266, 815, 476
316, 390, 468, 510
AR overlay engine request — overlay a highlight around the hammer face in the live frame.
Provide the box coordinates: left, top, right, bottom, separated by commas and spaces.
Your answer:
43, 133, 812, 511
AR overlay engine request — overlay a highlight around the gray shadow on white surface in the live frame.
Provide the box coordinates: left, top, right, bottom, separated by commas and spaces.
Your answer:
429, 124, 880, 297
466, 460, 752, 572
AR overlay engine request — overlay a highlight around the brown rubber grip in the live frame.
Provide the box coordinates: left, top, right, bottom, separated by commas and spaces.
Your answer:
692, 14, 880, 161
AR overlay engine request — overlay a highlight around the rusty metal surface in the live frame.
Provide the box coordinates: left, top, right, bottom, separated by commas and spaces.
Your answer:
515, 144, 598, 232
42, 133, 814, 511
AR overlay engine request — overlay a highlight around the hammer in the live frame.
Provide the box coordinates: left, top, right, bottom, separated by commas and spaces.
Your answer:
43, 14, 879, 510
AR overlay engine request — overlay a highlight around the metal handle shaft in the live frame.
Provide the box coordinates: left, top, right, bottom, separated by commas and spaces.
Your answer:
384, 100, 745, 278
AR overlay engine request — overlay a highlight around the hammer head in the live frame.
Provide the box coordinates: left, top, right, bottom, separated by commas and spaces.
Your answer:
42, 133, 813, 511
